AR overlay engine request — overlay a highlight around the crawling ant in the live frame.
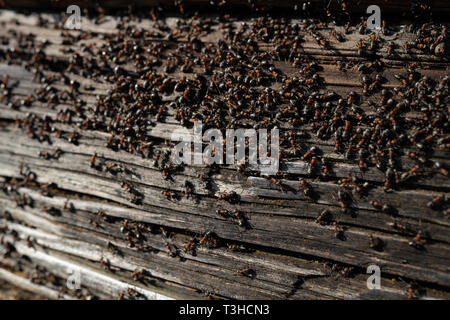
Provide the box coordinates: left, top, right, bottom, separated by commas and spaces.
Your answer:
316, 209, 332, 225
388, 222, 415, 237
354, 181, 370, 196
333, 223, 345, 241
15, 194, 30, 208
107, 242, 121, 256
184, 237, 197, 254
125, 234, 135, 248
427, 194, 446, 209
238, 268, 256, 279
160, 227, 170, 238
51, 148, 63, 159
404, 280, 422, 300
26, 237, 34, 248
321, 161, 330, 179
68, 132, 79, 144
99, 257, 110, 270
270, 177, 282, 188
42, 206, 61, 216
338, 175, 353, 187
130, 195, 142, 205
106, 136, 117, 150
238, 161, 247, 173
200, 231, 218, 248
97, 210, 111, 222
18, 164, 27, 176
38, 151, 52, 160
89, 219, 100, 228
184, 181, 193, 199
161, 168, 173, 181
340, 266, 355, 278
166, 243, 178, 258
438, 167, 448, 178
121, 181, 131, 192
216, 209, 230, 218
105, 163, 121, 175
161, 189, 173, 200
24, 171, 37, 184
408, 287, 416, 299
329, 30, 345, 42
90, 153, 97, 168
337, 190, 351, 214
233, 209, 250, 229
369, 235, 384, 251
127, 288, 141, 298
299, 179, 314, 198
302, 147, 317, 160
358, 156, 368, 172
2, 241, 16, 258
120, 220, 129, 233
220, 191, 239, 204
307, 157, 319, 176
433, 161, 448, 178
371, 201, 383, 210
409, 230, 425, 250
121, 180, 135, 193
153, 152, 161, 167
400, 166, 419, 183
227, 244, 254, 253
199, 232, 211, 246
132, 270, 143, 282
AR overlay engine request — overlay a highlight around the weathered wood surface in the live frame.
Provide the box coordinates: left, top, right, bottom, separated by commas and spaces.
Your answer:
3, 0, 450, 15
0, 8, 449, 299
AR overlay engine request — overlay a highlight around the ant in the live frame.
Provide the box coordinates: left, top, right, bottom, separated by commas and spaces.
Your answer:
354, 181, 370, 196
166, 243, 178, 258
184, 237, 197, 254
427, 194, 446, 209
121, 180, 134, 193
316, 209, 332, 225
130, 195, 142, 205
68, 132, 79, 144
107, 242, 121, 256
369, 234, 384, 251
337, 190, 351, 214
99, 257, 110, 270
220, 191, 239, 204
238, 268, 256, 279
299, 179, 314, 198
270, 177, 282, 188
333, 223, 346, 241
161, 189, 173, 200
132, 270, 144, 282
184, 181, 194, 199
216, 209, 230, 218
90, 153, 97, 168
227, 243, 254, 253
160, 227, 170, 238
408, 230, 425, 250
42, 206, 61, 216
200, 231, 218, 249
105, 163, 122, 175
233, 209, 250, 229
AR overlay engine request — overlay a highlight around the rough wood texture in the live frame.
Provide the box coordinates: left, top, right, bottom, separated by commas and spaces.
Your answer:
2, 0, 450, 15
0, 6, 449, 300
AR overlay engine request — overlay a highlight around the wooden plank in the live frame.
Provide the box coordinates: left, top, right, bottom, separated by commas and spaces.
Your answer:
3, 209, 448, 300
1, 164, 450, 288
0, 7, 449, 300
2, 0, 450, 15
